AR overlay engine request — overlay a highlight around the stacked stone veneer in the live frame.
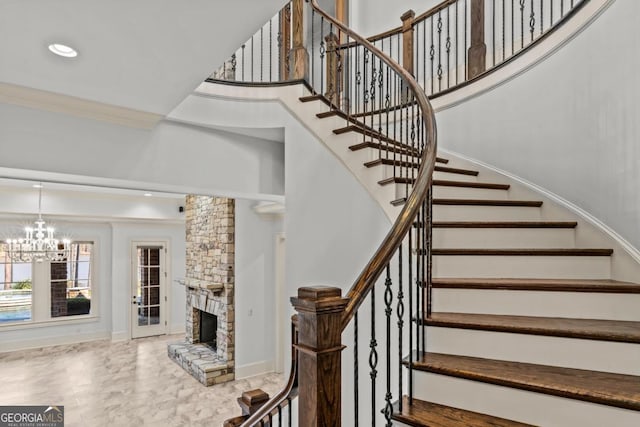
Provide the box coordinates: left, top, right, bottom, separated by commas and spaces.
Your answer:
171, 195, 235, 386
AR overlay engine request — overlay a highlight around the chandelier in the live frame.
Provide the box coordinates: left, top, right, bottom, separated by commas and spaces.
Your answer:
5, 184, 70, 263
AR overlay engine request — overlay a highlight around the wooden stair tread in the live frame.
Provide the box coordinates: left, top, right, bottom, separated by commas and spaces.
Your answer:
379, 178, 509, 190
424, 313, 640, 343
316, 110, 342, 119
432, 248, 613, 256
393, 198, 544, 207
350, 141, 420, 156
364, 159, 477, 175
407, 352, 640, 411
392, 395, 534, 427
431, 278, 640, 293
433, 199, 543, 207
299, 94, 324, 102
431, 221, 577, 228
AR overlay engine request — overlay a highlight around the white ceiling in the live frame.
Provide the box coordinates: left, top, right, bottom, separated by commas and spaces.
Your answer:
0, 0, 286, 115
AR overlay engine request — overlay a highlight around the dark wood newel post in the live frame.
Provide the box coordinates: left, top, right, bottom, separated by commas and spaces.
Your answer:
280, 3, 292, 80
290, 0, 309, 80
468, 0, 487, 79
291, 286, 349, 426
401, 10, 416, 76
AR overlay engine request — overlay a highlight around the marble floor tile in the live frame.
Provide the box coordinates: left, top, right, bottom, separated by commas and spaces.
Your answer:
0, 334, 285, 426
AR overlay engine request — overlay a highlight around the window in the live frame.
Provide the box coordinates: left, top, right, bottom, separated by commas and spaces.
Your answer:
51, 243, 93, 318
0, 241, 94, 325
0, 245, 33, 323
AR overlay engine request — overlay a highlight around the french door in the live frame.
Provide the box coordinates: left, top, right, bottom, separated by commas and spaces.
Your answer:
131, 242, 167, 338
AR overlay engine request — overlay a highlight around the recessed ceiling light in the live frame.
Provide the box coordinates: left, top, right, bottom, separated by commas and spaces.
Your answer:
48, 43, 78, 58
144, 193, 153, 197
32, 184, 43, 189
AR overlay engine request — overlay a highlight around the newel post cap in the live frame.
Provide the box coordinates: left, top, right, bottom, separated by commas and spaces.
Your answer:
291, 286, 349, 314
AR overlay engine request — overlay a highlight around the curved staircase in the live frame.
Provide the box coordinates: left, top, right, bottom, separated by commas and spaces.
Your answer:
212, 0, 639, 424
293, 91, 640, 425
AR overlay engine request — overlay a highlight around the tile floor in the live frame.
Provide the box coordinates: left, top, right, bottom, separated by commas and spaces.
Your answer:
0, 335, 285, 426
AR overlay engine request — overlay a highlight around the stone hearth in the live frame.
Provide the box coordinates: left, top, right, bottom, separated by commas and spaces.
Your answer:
169, 196, 235, 386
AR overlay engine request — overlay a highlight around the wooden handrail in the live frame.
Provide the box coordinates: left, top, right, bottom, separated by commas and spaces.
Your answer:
307, 0, 438, 330
364, 0, 459, 43
239, 315, 299, 426
302, 0, 437, 330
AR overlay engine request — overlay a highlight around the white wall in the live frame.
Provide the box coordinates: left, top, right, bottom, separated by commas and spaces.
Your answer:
435, 0, 640, 250
234, 199, 284, 377
350, 0, 440, 37
0, 102, 284, 199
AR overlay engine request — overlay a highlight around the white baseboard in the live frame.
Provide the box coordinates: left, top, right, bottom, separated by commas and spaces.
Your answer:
170, 325, 184, 335
236, 359, 275, 379
110, 331, 129, 342
0, 331, 111, 353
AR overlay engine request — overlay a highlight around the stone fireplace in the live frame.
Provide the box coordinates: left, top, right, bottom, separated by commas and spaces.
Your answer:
168, 196, 235, 386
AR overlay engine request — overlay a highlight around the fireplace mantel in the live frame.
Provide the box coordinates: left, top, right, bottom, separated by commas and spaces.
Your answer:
177, 278, 224, 294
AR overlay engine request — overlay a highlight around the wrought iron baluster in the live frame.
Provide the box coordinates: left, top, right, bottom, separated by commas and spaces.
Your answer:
320, 17, 325, 96
464, 0, 468, 81
430, 17, 435, 94
437, 12, 443, 91
492, 0, 496, 66
231, 54, 237, 80
242, 44, 246, 81
561, 0, 564, 18
383, 264, 393, 426
269, 19, 273, 81
540, 0, 544, 35
520, 0, 525, 49
355, 45, 361, 119
311, 9, 315, 89
251, 36, 255, 81
511, 0, 515, 55
369, 286, 378, 426
354, 312, 359, 426
455, 1, 459, 84
278, 405, 282, 427
427, 189, 433, 321
502, 0, 506, 62
446, 6, 451, 88
530, 0, 536, 42
401, 221, 409, 409
260, 27, 264, 82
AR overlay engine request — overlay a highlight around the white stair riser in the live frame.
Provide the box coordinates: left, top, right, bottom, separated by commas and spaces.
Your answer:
378, 164, 479, 182
433, 227, 576, 249
432, 289, 640, 320
411, 372, 640, 427
386, 183, 510, 200
433, 255, 611, 279
425, 327, 640, 375
433, 205, 542, 221
433, 185, 509, 200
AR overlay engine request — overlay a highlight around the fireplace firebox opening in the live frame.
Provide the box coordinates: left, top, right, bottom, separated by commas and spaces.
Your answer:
199, 311, 217, 350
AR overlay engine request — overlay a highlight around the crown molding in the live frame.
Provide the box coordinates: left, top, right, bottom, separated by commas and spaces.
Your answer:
0, 83, 163, 129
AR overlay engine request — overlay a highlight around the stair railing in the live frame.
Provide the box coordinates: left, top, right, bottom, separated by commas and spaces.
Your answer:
352, 0, 588, 97
210, 2, 293, 83
210, 0, 589, 100
225, 0, 438, 424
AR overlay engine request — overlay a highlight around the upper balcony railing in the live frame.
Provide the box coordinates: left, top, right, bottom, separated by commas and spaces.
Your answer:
210, 0, 588, 98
